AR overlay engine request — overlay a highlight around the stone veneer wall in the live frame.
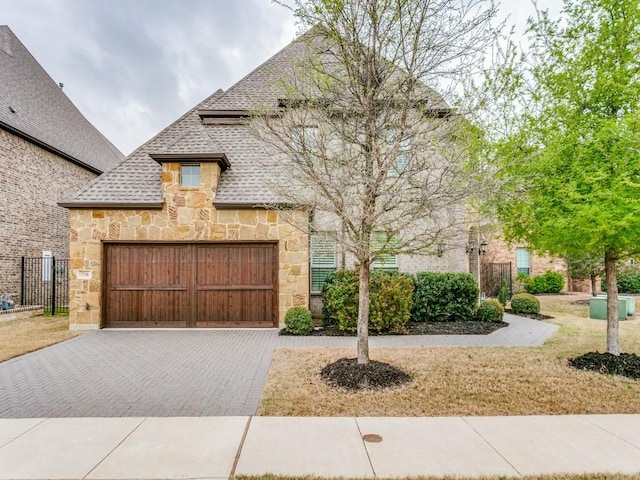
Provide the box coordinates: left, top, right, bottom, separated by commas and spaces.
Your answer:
0, 128, 97, 297
67, 161, 309, 330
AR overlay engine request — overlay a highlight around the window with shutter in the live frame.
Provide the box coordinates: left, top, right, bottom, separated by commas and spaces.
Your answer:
372, 233, 399, 269
387, 130, 410, 177
310, 234, 336, 292
292, 126, 318, 164
516, 248, 531, 276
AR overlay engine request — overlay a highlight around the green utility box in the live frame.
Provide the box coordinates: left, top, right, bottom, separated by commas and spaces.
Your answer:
596, 294, 635, 317
589, 296, 632, 320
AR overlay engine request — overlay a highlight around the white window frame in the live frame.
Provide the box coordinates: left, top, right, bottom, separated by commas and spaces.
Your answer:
387, 130, 410, 177
516, 247, 531, 276
292, 126, 319, 164
180, 164, 201, 187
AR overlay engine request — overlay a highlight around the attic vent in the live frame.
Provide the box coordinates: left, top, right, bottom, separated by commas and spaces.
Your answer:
8, 106, 16, 114
198, 109, 249, 125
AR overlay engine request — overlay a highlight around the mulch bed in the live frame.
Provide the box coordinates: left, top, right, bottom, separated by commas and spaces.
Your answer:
280, 320, 508, 336
572, 299, 591, 307
321, 357, 412, 391
568, 352, 640, 380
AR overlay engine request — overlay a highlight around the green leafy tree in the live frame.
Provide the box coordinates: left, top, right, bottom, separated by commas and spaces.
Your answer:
486, 0, 640, 355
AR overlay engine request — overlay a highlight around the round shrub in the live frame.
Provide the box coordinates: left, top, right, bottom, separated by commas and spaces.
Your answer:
284, 306, 314, 335
475, 299, 504, 322
617, 273, 640, 293
510, 292, 540, 314
602, 266, 640, 294
525, 271, 565, 294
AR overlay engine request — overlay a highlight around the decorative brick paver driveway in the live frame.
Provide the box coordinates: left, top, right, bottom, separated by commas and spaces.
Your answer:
0, 315, 556, 417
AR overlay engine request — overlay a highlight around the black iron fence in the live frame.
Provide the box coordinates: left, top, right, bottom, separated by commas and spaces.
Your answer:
481, 262, 513, 298
21, 256, 69, 314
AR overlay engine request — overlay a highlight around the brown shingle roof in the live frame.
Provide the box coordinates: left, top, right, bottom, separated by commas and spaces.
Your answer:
60, 38, 305, 208
0, 26, 124, 173
62, 32, 449, 208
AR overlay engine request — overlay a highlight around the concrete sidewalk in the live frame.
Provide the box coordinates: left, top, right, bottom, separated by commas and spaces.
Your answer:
1, 415, 639, 479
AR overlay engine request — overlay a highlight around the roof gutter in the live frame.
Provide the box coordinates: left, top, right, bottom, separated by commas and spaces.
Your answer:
58, 202, 164, 210
213, 202, 308, 210
0, 121, 103, 175
150, 153, 231, 171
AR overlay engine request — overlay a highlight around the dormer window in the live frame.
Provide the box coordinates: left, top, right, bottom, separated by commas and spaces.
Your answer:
180, 164, 200, 187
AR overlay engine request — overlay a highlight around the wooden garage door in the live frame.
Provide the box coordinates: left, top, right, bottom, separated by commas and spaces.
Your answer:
104, 243, 278, 328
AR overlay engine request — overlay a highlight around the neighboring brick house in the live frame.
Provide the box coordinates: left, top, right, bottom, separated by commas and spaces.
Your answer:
0, 26, 124, 300
479, 231, 568, 296
61, 35, 468, 330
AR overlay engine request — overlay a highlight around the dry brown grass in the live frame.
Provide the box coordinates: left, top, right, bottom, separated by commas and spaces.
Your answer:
0, 315, 76, 363
258, 293, 640, 416
238, 475, 640, 480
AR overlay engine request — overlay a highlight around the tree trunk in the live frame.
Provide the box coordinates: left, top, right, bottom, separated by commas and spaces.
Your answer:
357, 261, 370, 365
590, 273, 598, 297
604, 248, 620, 355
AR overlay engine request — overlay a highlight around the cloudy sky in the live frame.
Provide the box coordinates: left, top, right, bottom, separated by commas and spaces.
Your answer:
2, 0, 561, 155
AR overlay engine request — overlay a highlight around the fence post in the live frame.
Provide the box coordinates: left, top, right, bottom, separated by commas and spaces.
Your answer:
509, 261, 513, 296
20, 256, 25, 306
51, 257, 56, 315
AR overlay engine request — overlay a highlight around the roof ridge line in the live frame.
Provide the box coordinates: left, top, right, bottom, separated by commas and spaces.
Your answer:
210, 33, 302, 105
125, 88, 225, 160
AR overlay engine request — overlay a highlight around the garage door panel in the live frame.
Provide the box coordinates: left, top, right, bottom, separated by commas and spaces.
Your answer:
195, 289, 273, 326
105, 243, 277, 328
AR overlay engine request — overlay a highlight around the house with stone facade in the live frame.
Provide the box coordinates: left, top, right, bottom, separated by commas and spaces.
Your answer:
0, 25, 124, 300
61, 35, 470, 330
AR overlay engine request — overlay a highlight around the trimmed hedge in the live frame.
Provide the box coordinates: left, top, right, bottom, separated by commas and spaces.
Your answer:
476, 299, 504, 322
510, 292, 540, 314
284, 306, 314, 335
412, 272, 480, 322
321, 269, 414, 333
601, 272, 640, 294
525, 270, 564, 294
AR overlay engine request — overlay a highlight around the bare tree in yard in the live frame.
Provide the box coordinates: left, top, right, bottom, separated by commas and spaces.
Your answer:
253, 0, 500, 364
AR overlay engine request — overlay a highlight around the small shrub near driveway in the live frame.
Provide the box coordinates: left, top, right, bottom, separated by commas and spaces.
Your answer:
412, 272, 479, 321
284, 306, 314, 335
511, 292, 541, 314
476, 299, 504, 322
525, 270, 565, 294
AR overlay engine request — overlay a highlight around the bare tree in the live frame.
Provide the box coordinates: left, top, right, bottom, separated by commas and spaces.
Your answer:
252, 0, 500, 364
